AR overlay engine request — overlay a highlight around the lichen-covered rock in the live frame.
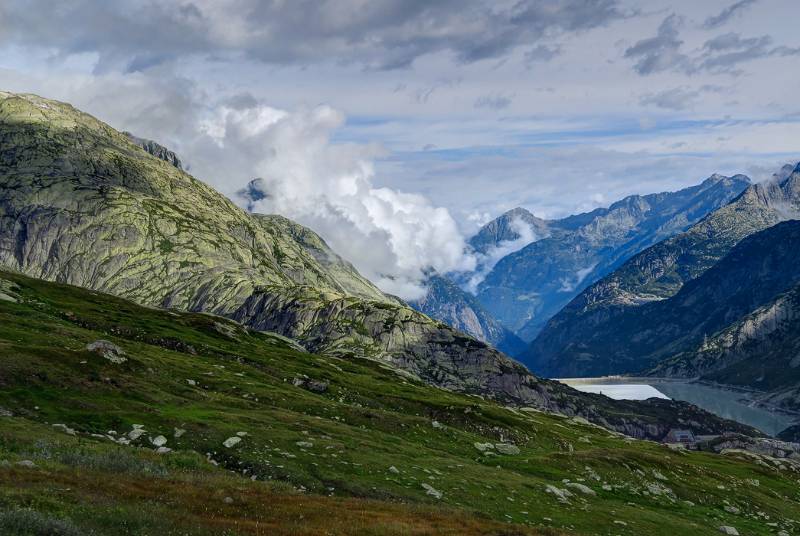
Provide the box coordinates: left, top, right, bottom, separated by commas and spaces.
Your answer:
86, 340, 126, 364
223, 437, 241, 448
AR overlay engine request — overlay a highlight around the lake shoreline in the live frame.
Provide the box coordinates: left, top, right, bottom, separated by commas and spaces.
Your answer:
558, 376, 800, 437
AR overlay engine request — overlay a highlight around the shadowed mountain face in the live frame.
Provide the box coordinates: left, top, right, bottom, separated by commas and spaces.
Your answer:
0, 91, 761, 440
526, 170, 800, 385
412, 176, 751, 349
476, 175, 752, 341
409, 274, 526, 356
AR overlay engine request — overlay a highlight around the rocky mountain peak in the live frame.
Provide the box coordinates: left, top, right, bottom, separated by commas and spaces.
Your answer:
123, 132, 183, 170
469, 206, 549, 254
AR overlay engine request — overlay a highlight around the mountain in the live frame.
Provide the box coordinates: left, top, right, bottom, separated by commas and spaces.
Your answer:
0, 91, 760, 438
475, 175, 752, 341
468, 207, 550, 254
527, 168, 800, 378
409, 274, 526, 355
0, 269, 793, 535
409, 207, 546, 353
0, 91, 534, 406
410, 177, 750, 353
648, 270, 800, 415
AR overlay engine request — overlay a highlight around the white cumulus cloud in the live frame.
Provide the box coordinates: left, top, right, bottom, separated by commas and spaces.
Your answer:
197, 101, 476, 300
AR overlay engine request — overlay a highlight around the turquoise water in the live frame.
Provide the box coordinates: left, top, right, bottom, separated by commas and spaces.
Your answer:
562, 378, 796, 436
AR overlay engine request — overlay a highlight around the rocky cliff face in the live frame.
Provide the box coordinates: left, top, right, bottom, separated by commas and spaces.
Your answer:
0, 91, 760, 440
649, 281, 800, 413
407, 275, 526, 355
124, 132, 184, 170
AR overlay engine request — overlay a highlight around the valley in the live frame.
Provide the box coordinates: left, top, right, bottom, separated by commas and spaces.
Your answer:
563, 378, 799, 437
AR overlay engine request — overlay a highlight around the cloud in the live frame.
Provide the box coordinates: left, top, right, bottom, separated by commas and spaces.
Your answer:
625, 15, 800, 76
639, 85, 724, 111
624, 14, 690, 75
697, 33, 800, 74
524, 44, 562, 65
0, 0, 625, 71
464, 216, 544, 293
558, 263, 597, 292
474, 93, 514, 110
192, 101, 477, 300
639, 87, 700, 111
703, 0, 757, 29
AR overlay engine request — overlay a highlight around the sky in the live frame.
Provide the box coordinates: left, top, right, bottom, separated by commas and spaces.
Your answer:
1, 0, 799, 298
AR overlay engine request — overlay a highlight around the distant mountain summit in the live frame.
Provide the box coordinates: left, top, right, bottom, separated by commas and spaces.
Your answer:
468, 207, 549, 254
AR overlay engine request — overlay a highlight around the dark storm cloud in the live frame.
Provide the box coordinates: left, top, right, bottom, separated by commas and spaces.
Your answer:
703, 0, 757, 29
624, 14, 690, 75
639, 85, 724, 110
697, 33, 800, 74
0, 0, 625, 71
626, 14, 800, 76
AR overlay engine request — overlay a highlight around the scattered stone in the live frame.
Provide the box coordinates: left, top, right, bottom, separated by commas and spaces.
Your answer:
495, 443, 521, 455
223, 436, 242, 448
156, 447, 172, 454
652, 470, 668, 481
388, 466, 400, 474
421, 483, 442, 499
724, 505, 740, 515
236, 431, 248, 437
474, 442, 495, 452
296, 441, 314, 448
151, 435, 168, 447
293, 375, 329, 393
0, 408, 12, 417
614, 521, 628, 526
15, 460, 36, 468
128, 426, 147, 441
545, 485, 572, 503
174, 428, 186, 438
86, 340, 126, 364
186, 379, 197, 386
223, 496, 234, 504
566, 482, 596, 496
52, 423, 76, 436
431, 420, 443, 429
718, 526, 739, 535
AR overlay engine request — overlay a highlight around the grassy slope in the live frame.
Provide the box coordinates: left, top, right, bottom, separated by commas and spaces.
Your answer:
1, 270, 799, 535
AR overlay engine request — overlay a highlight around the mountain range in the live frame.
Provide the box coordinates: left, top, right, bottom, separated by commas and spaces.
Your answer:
412, 173, 751, 350
526, 165, 800, 413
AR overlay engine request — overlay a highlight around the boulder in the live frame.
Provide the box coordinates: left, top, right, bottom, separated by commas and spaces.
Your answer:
495, 443, 520, 455
421, 483, 442, 499
223, 436, 242, 448
566, 482, 596, 496
86, 340, 127, 364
